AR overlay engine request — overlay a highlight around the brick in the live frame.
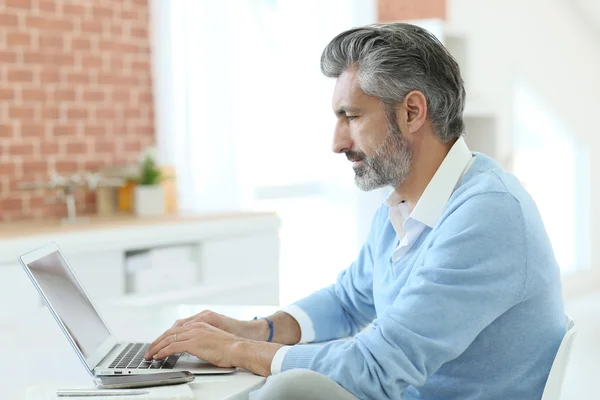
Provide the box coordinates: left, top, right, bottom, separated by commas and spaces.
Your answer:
92, 5, 113, 18
26, 16, 74, 31
8, 143, 35, 155
83, 160, 105, 171
50, 53, 75, 66
66, 141, 87, 153
29, 195, 47, 209
0, 197, 23, 211
7, 68, 34, 82
7, 33, 32, 47
39, 35, 63, 48
23, 52, 45, 63
22, 89, 46, 102
71, 38, 92, 51
38, 0, 56, 12
122, 9, 139, 20
9, 106, 35, 119
124, 140, 141, 152
95, 108, 117, 119
41, 106, 60, 119
40, 141, 59, 154
138, 91, 153, 103
0, 163, 17, 175
99, 73, 137, 86
0, 124, 16, 138
20, 123, 44, 137
22, 161, 48, 174
55, 161, 78, 173
84, 125, 105, 136
131, 26, 148, 38
124, 108, 142, 119
54, 89, 76, 102
95, 140, 115, 153
5, 0, 32, 9
0, 88, 15, 100
83, 90, 105, 102
81, 20, 103, 34
67, 72, 90, 84
40, 69, 60, 84
112, 90, 130, 102
98, 40, 121, 53
81, 55, 103, 68
53, 124, 76, 136
0, 14, 19, 27
111, 24, 124, 36
0, 51, 18, 63
63, 3, 87, 16
131, 60, 149, 71
66, 108, 88, 119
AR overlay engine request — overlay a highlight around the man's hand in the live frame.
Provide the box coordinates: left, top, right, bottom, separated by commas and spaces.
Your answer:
143, 322, 282, 376
170, 310, 270, 342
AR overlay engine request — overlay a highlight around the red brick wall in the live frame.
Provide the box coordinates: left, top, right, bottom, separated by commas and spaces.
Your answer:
0, 0, 155, 221
378, 0, 446, 22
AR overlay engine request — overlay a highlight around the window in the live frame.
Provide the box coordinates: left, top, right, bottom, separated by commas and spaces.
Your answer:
158, 0, 378, 305
512, 83, 590, 273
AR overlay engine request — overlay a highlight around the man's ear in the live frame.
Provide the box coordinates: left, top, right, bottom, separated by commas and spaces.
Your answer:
400, 90, 427, 135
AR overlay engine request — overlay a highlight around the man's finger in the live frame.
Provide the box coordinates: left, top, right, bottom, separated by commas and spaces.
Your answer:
148, 325, 186, 350
154, 340, 189, 360
180, 310, 213, 326
145, 327, 190, 359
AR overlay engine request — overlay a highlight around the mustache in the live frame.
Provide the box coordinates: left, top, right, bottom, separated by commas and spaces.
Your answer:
346, 151, 367, 162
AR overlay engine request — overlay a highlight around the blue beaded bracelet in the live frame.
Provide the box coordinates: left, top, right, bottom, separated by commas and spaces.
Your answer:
253, 316, 274, 342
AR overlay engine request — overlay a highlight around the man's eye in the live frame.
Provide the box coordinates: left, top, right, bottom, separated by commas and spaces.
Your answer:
346, 115, 358, 121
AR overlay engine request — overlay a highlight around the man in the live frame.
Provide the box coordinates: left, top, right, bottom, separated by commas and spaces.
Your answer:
144, 23, 566, 400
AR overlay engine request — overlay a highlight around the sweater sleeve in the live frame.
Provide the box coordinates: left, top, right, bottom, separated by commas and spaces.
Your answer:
286, 205, 386, 342
280, 193, 527, 399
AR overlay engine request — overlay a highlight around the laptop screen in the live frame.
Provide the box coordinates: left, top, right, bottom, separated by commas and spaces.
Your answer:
26, 250, 111, 358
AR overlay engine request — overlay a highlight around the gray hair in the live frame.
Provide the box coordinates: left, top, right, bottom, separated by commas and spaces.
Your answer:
321, 23, 466, 143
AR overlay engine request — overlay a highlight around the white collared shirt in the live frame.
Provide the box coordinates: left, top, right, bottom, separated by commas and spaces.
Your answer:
385, 136, 474, 261
273, 136, 474, 375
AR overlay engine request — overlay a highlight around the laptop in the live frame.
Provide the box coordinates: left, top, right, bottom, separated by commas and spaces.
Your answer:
19, 243, 235, 376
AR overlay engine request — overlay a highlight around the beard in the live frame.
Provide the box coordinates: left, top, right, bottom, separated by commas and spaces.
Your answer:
347, 119, 413, 191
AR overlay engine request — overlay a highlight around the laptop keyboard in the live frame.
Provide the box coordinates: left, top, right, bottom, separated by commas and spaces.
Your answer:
108, 343, 181, 370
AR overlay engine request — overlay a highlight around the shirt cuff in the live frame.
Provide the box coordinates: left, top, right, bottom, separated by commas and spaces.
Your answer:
270, 345, 292, 375
280, 304, 315, 343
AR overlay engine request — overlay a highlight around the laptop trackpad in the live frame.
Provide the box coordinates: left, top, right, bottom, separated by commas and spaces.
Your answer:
177, 354, 212, 367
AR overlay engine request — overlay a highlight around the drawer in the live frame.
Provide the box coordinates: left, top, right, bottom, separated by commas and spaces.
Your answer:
198, 231, 279, 285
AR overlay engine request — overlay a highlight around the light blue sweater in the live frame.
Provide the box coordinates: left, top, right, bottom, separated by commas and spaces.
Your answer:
281, 154, 566, 400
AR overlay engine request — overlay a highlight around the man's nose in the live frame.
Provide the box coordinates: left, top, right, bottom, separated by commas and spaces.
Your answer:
332, 120, 352, 154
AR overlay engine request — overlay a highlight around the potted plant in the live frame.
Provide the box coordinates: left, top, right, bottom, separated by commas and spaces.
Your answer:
134, 149, 166, 217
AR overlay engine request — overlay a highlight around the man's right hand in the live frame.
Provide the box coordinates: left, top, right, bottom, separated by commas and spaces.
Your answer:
172, 310, 270, 342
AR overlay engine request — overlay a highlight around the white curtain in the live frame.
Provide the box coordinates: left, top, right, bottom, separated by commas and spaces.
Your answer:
150, 0, 379, 304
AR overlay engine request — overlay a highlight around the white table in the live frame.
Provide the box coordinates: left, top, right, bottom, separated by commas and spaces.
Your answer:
0, 303, 278, 399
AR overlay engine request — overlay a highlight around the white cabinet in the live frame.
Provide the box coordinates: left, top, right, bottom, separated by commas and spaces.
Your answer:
0, 213, 281, 319
0, 262, 43, 318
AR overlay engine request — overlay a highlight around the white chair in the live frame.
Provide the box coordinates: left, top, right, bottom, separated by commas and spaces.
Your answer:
541, 315, 578, 400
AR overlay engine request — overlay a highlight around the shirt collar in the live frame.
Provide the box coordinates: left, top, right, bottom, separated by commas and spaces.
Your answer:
384, 136, 473, 228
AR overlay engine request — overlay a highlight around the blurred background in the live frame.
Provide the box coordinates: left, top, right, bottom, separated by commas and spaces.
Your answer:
0, 0, 598, 396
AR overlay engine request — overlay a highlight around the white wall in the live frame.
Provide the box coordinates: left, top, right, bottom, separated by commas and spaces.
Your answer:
448, 0, 600, 274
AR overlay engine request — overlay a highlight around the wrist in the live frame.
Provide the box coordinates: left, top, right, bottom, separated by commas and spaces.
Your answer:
248, 318, 270, 341
230, 339, 251, 369
230, 339, 282, 377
